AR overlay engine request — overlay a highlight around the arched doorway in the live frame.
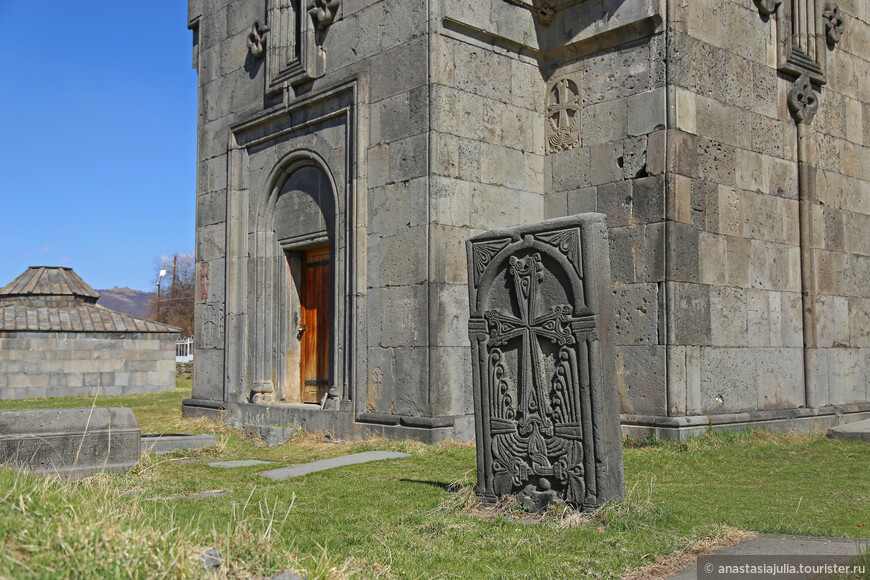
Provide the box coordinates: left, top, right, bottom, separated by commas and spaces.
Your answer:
272, 163, 336, 405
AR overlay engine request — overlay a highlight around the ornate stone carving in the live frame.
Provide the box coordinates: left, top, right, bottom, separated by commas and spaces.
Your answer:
199, 262, 210, 302
471, 238, 511, 287
822, 2, 845, 45
246, 21, 270, 59
787, 73, 819, 125
467, 215, 624, 512
535, 228, 582, 279
755, 0, 782, 16
309, 0, 340, 30
546, 77, 581, 153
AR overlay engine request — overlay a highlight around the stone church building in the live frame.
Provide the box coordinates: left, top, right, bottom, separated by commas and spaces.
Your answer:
185, 0, 870, 440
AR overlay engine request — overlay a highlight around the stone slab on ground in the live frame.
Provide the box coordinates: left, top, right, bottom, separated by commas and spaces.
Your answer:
0, 407, 140, 479
207, 459, 275, 468
141, 433, 218, 454
826, 419, 870, 442
668, 535, 870, 579
259, 451, 411, 481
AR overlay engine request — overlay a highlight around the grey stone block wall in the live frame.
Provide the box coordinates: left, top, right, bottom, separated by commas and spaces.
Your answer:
189, 0, 869, 439
0, 332, 177, 401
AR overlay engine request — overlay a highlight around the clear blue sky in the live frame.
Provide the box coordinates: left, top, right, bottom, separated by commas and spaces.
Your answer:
0, 2, 197, 292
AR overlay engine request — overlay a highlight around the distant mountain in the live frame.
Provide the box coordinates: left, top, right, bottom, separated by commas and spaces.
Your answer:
96, 288, 155, 319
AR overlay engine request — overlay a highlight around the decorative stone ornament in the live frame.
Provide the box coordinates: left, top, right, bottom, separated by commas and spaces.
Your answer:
788, 73, 819, 125
466, 214, 624, 512
309, 0, 340, 30
546, 77, 581, 153
755, 0, 782, 16
822, 2, 845, 45
246, 21, 269, 59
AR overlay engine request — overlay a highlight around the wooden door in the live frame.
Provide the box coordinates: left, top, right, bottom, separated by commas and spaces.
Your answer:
300, 246, 330, 403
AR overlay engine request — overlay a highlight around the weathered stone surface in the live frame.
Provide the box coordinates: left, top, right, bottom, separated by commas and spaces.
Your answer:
243, 424, 297, 446
467, 214, 624, 510
0, 408, 140, 479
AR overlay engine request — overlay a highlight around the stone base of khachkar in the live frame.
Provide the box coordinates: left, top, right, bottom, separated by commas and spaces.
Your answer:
0, 407, 141, 480
466, 213, 624, 511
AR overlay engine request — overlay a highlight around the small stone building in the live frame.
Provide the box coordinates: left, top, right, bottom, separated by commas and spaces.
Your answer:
186, 0, 870, 440
0, 267, 179, 400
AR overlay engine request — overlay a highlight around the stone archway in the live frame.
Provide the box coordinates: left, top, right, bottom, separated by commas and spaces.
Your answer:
272, 164, 336, 405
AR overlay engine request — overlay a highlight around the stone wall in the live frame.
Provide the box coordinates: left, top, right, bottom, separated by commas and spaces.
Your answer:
189, 0, 870, 440
657, 0, 870, 426
0, 332, 177, 400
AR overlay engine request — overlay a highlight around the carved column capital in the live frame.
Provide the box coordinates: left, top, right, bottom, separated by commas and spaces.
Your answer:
822, 2, 846, 45
246, 21, 269, 59
788, 74, 819, 125
309, 0, 340, 30
754, 0, 782, 16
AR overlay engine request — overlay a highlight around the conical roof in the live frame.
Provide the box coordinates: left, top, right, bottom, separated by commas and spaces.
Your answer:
0, 266, 100, 300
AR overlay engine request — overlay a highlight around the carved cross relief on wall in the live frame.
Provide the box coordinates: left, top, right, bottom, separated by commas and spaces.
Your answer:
546, 76, 581, 152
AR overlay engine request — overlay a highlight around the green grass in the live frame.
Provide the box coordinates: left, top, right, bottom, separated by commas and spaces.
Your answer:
1, 381, 869, 578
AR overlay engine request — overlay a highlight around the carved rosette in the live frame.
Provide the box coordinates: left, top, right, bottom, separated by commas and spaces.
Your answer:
822, 2, 845, 45
309, 0, 340, 30
546, 77, 581, 153
246, 21, 269, 59
788, 73, 819, 125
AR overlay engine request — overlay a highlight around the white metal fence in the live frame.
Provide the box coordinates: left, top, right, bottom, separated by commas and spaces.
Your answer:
176, 337, 194, 363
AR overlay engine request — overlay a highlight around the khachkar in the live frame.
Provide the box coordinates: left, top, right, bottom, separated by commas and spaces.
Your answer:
466, 214, 624, 511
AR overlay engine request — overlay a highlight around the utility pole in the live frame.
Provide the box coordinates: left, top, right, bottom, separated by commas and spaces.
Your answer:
171, 254, 177, 300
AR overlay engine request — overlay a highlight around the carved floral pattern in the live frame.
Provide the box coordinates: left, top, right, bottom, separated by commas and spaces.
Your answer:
246, 21, 270, 59
471, 238, 511, 287
535, 228, 582, 279
787, 73, 819, 125
546, 78, 581, 153
822, 2, 845, 45
309, 0, 340, 30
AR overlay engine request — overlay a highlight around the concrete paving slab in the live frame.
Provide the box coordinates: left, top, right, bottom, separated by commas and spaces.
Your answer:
827, 419, 870, 442
259, 451, 411, 480
669, 534, 870, 579
207, 460, 275, 468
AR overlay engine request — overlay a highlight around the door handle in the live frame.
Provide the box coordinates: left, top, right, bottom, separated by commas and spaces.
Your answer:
296, 324, 307, 338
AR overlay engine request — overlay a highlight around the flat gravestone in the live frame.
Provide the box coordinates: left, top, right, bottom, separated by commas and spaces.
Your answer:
207, 459, 275, 468
466, 214, 624, 511
259, 451, 411, 480
141, 433, 219, 454
0, 407, 140, 479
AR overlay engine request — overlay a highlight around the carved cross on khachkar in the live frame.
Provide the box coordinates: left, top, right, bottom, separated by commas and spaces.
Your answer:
467, 214, 624, 512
